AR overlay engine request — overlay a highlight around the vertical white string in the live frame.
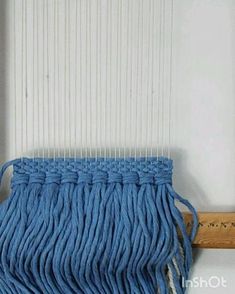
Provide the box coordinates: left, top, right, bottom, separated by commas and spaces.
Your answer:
99, 0, 102, 158
124, 0, 130, 159
145, 0, 152, 159
118, 0, 123, 158
32, 0, 35, 159
149, 0, 155, 158
134, 0, 141, 160
89, 0, 92, 158
13, 0, 17, 158
21, 0, 24, 159
57, 0, 61, 158
25, 0, 28, 157
68, 0, 72, 157
42, 0, 45, 159
37, 0, 40, 158
168, 0, 174, 159
79, 0, 83, 158
74, 0, 78, 159
11, 0, 174, 162
157, 0, 163, 158
46, 0, 50, 158
129, 0, 134, 157
64, 0, 67, 160
144, 0, 152, 160
53, 0, 56, 160
139, 0, 144, 158
108, 0, 113, 158
161, 0, 166, 157
104, 0, 109, 160
114, 0, 120, 160
84, 0, 88, 159
95, 0, 99, 160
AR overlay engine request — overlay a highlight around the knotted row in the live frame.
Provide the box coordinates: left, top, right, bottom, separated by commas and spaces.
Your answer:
11, 171, 172, 186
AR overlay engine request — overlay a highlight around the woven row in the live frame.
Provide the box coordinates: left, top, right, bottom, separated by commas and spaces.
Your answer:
13, 157, 173, 175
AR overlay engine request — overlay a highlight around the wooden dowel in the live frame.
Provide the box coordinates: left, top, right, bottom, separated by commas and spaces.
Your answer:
183, 212, 235, 249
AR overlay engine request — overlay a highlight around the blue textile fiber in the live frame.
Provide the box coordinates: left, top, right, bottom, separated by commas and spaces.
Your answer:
0, 157, 198, 293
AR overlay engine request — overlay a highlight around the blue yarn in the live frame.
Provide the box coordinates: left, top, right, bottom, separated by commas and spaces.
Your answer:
0, 157, 198, 293
0, 180, 32, 293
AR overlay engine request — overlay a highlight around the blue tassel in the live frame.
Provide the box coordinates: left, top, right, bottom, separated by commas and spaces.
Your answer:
0, 157, 198, 293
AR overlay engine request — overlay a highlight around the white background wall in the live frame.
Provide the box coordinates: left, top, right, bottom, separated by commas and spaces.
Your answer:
0, 1, 235, 293
172, 1, 235, 293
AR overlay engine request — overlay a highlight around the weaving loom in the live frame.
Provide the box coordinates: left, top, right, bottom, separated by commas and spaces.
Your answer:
2, 0, 228, 293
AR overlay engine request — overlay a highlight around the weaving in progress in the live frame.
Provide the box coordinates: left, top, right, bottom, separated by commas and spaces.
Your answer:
0, 0, 198, 293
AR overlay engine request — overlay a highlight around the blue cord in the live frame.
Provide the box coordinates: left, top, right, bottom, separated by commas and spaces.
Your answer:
0, 157, 198, 293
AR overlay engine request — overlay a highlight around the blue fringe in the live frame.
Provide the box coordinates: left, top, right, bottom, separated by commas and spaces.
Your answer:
0, 157, 198, 293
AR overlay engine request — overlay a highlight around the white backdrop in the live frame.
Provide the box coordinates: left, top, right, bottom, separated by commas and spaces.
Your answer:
0, 1, 235, 293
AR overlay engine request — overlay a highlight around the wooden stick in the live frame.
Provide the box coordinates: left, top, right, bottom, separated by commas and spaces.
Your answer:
183, 212, 235, 249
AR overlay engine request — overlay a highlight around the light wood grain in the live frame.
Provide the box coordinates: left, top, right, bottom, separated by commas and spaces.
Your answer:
183, 212, 235, 249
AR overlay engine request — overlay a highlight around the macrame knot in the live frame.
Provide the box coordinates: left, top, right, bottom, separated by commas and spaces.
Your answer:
61, 172, 78, 184
139, 173, 154, 185
123, 172, 139, 184
155, 175, 172, 185
45, 173, 61, 185
11, 173, 29, 186
108, 172, 122, 183
77, 172, 92, 184
28, 172, 46, 184
92, 171, 107, 184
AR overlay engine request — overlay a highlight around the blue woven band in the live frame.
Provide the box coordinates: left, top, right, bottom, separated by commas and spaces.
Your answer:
11, 157, 173, 186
